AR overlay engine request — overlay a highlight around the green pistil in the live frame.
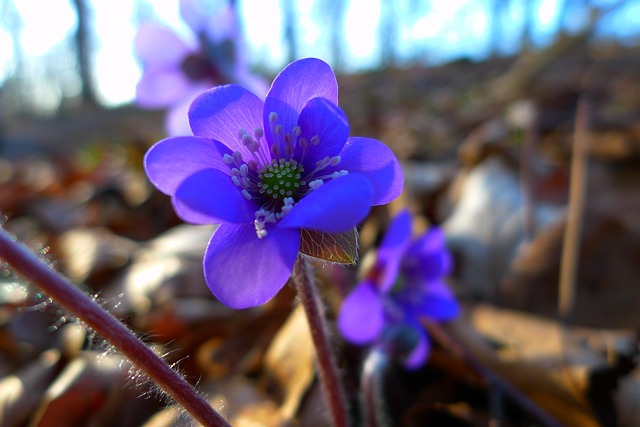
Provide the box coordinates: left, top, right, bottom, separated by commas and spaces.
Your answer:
258, 159, 305, 199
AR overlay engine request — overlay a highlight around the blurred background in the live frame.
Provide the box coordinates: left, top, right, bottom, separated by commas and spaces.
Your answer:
1, 0, 639, 114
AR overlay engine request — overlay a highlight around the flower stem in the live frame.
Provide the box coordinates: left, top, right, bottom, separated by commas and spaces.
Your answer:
0, 228, 230, 427
361, 349, 392, 427
293, 257, 350, 427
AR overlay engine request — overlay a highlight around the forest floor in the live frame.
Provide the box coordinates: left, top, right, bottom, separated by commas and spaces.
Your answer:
1, 37, 639, 426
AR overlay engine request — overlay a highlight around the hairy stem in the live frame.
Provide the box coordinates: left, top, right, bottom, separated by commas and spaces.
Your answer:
0, 228, 230, 427
293, 256, 350, 427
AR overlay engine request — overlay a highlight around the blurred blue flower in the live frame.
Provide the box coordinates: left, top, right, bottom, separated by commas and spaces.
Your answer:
338, 210, 459, 369
144, 58, 403, 309
134, 0, 267, 136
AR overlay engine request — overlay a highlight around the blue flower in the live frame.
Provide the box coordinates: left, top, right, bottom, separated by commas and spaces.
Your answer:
338, 210, 459, 369
144, 58, 404, 309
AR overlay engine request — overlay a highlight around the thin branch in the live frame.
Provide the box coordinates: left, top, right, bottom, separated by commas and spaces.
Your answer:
558, 97, 590, 321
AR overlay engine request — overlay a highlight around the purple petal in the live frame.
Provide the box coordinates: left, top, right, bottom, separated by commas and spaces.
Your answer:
136, 68, 193, 108
278, 174, 373, 233
402, 327, 430, 370
411, 281, 460, 321
333, 137, 404, 206
295, 98, 349, 172
165, 97, 194, 137
135, 23, 192, 68
179, 0, 207, 34
264, 58, 338, 147
203, 223, 300, 308
379, 210, 413, 252
376, 210, 413, 292
189, 85, 266, 160
338, 281, 385, 344
413, 227, 447, 254
180, 0, 238, 42
144, 136, 230, 195
166, 101, 192, 137
203, 4, 238, 43
173, 168, 254, 224
402, 228, 451, 281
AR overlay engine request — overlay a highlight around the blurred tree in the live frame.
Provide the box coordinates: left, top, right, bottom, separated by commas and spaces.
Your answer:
0, 0, 25, 116
379, 0, 399, 66
280, 0, 299, 62
486, 0, 507, 57
520, 0, 540, 52
70, 0, 96, 105
315, 0, 348, 71
0, 0, 82, 115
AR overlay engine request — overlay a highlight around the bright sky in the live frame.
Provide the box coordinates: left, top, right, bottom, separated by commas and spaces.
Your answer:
2, 0, 639, 107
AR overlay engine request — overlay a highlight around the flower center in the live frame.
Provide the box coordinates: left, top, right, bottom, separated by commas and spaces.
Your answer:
226, 117, 350, 239
257, 159, 305, 199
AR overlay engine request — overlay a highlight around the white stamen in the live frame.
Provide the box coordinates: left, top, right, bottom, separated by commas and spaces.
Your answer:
269, 112, 278, 123
329, 156, 341, 166
331, 170, 349, 179
309, 179, 324, 190
241, 190, 252, 200
316, 156, 329, 167
223, 153, 235, 164
254, 127, 264, 139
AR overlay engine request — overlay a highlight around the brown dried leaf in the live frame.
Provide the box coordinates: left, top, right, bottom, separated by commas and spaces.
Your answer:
101, 224, 217, 317
30, 352, 129, 427
447, 303, 637, 427
263, 305, 315, 421
0, 350, 60, 427
201, 376, 285, 427
300, 228, 358, 264
29, 350, 160, 427
55, 226, 138, 283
